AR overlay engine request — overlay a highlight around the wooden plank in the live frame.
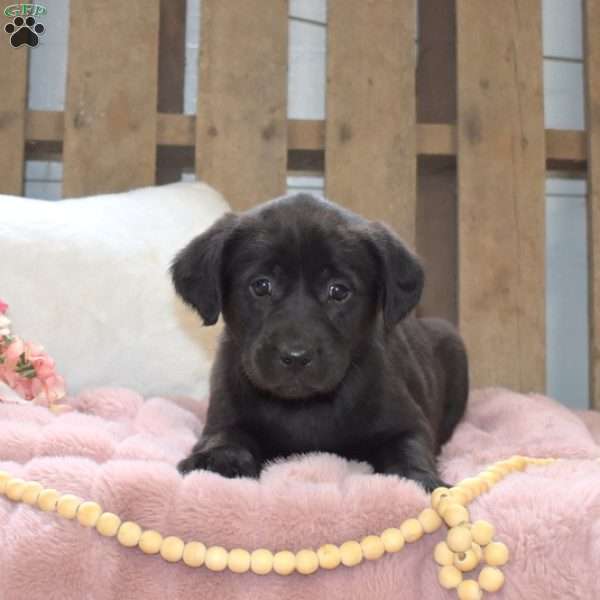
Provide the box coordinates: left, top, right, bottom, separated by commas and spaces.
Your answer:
326, 0, 417, 245
196, 1, 288, 210
457, 0, 546, 392
0, 42, 27, 195
288, 120, 324, 151
22, 111, 589, 168
157, 114, 195, 147
63, 0, 159, 197
546, 129, 586, 166
157, 0, 186, 184
585, 0, 600, 409
416, 0, 458, 325
26, 110, 63, 142
418, 125, 456, 157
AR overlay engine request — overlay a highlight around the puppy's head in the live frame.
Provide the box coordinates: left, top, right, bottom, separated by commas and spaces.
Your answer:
171, 194, 423, 400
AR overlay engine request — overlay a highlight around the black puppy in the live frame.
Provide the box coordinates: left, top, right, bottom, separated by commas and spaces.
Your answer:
172, 194, 468, 492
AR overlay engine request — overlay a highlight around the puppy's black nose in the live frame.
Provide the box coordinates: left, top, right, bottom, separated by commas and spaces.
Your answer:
279, 346, 313, 369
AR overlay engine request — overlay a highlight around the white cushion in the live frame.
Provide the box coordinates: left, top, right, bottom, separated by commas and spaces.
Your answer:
0, 182, 228, 398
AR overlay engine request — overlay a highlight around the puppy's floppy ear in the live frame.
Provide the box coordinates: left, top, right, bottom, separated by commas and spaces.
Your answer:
366, 222, 424, 327
170, 213, 238, 326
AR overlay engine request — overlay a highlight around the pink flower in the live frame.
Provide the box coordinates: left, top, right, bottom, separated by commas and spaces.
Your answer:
33, 359, 56, 380
3, 337, 25, 367
0, 300, 67, 408
42, 375, 66, 404
32, 375, 66, 406
1, 369, 17, 388
25, 342, 45, 358
13, 380, 31, 399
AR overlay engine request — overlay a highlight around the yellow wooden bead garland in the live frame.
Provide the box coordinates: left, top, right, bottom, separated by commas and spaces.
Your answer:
1, 455, 595, 596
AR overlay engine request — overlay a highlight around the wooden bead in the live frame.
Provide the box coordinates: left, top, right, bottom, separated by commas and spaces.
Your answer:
448, 487, 470, 505
471, 520, 495, 546
436, 496, 455, 517
458, 477, 479, 489
228, 548, 251, 573
361, 535, 385, 560
339, 541, 363, 567
443, 504, 470, 528
0, 470, 11, 494
317, 544, 341, 569
22, 481, 43, 505
400, 518, 423, 543
484, 467, 504, 481
182, 541, 206, 568
471, 542, 483, 561
438, 565, 463, 589
508, 455, 527, 471
497, 460, 517, 472
5, 478, 26, 501
434, 541, 455, 566
475, 478, 490, 493
454, 549, 479, 572
295, 549, 319, 575
418, 508, 442, 533
160, 536, 185, 563
431, 487, 449, 509
489, 463, 510, 476
479, 471, 501, 485
96, 512, 121, 537
455, 485, 474, 503
381, 528, 405, 553
37, 488, 60, 512
117, 521, 142, 547
457, 579, 482, 600
460, 478, 484, 496
56, 494, 83, 519
484, 541, 509, 566
77, 501, 102, 527
205, 546, 228, 572
273, 550, 296, 575
447, 526, 472, 553
479, 566, 505, 592
251, 549, 274, 575
138, 530, 163, 555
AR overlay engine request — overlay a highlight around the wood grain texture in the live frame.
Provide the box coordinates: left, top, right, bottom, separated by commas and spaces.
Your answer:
585, 0, 600, 409
196, 0, 288, 211
63, 0, 159, 197
325, 0, 417, 245
0, 43, 27, 195
457, 0, 546, 392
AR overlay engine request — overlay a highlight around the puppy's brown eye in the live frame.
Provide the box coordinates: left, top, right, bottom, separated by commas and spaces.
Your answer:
329, 283, 350, 302
251, 278, 272, 297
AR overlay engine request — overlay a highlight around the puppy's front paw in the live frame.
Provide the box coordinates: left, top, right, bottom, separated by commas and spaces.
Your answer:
177, 446, 259, 479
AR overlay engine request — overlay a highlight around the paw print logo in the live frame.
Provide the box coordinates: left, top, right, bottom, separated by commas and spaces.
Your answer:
4, 16, 45, 48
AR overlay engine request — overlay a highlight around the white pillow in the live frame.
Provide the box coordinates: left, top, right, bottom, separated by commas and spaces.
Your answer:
0, 182, 228, 399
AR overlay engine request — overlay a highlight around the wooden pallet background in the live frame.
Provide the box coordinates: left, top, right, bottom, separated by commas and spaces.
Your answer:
0, 0, 598, 407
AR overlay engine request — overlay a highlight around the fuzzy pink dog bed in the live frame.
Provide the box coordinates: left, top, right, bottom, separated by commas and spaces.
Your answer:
1, 387, 600, 599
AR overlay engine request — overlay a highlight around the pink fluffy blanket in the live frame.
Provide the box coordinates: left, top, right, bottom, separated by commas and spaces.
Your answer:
1, 388, 600, 600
